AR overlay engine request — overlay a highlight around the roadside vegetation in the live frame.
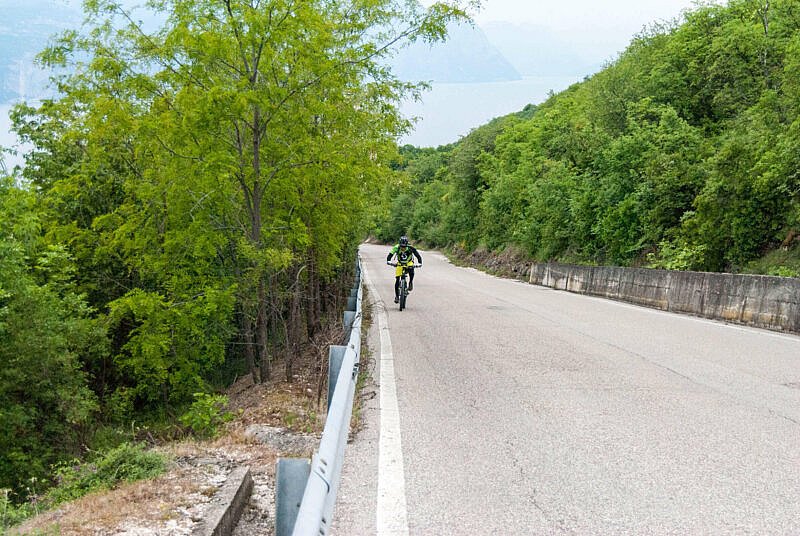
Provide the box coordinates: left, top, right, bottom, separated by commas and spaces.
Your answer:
0, 0, 470, 528
375, 0, 800, 277
6, 0, 799, 529
1, 444, 168, 527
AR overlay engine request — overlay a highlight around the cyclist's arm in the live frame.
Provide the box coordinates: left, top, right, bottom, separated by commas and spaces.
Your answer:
387, 245, 397, 262
412, 247, 422, 264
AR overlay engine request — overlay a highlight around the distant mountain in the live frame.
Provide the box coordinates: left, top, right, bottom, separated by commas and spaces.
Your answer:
0, 0, 81, 103
481, 22, 601, 78
391, 22, 521, 84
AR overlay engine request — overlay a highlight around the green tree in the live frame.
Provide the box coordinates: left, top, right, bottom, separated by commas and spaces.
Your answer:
13, 0, 473, 418
386, 0, 800, 274
0, 177, 103, 498
681, 92, 794, 270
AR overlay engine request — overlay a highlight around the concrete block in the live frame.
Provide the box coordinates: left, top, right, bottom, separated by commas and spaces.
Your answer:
529, 262, 800, 334
194, 466, 254, 536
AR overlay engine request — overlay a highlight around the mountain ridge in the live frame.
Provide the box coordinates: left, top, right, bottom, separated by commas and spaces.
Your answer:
390, 22, 521, 84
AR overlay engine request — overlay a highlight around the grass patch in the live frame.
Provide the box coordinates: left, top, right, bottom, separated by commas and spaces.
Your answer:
351, 284, 375, 433
745, 246, 800, 277
2, 443, 168, 531
47, 443, 167, 504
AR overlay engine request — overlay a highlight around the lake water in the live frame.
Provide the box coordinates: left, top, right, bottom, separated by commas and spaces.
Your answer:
399, 75, 582, 147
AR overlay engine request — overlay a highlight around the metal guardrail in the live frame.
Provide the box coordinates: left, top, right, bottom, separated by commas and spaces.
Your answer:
276, 257, 363, 536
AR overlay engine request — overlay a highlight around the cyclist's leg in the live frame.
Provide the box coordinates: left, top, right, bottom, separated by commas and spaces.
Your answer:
394, 276, 400, 302
408, 267, 415, 291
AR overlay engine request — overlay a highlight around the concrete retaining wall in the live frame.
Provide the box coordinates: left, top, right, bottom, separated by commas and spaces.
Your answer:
529, 263, 800, 333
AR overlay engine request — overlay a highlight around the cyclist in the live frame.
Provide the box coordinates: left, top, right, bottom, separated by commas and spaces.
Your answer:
386, 235, 422, 303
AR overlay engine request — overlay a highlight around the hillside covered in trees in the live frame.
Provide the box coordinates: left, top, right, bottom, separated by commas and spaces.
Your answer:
376, 0, 800, 277
0, 0, 470, 514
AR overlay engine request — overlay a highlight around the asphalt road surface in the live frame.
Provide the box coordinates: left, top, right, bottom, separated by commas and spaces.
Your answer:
331, 244, 800, 535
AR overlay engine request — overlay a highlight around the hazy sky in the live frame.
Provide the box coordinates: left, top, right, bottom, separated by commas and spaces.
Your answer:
471, 0, 711, 59
473, 0, 702, 26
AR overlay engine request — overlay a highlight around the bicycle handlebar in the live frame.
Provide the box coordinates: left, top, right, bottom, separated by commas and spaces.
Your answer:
387, 262, 421, 268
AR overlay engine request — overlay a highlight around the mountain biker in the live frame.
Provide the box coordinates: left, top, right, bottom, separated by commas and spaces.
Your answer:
386, 235, 422, 304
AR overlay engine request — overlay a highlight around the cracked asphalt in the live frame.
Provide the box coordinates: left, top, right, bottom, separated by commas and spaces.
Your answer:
332, 244, 800, 535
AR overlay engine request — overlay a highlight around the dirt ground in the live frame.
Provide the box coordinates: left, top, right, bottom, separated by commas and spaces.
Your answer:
10, 330, 346, 536
447, 243, 533, 280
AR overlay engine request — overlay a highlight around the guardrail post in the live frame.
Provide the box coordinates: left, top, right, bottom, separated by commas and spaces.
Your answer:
343, 311, 356, 343
327, 345, 347, 413
275, 458, 311, 536
288, 255, 363, 536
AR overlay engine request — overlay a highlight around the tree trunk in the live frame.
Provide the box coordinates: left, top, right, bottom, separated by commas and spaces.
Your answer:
269, 277, 281, 369
306, 251, 321, 339
256, 278, 270, 382
242, 313, 260, 384
323, 278, 340, 317
240, 103, 265, 384
285, 265, 304, 381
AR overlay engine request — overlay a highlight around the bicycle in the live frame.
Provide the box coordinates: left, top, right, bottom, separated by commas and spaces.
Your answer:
387, 261, 421, 311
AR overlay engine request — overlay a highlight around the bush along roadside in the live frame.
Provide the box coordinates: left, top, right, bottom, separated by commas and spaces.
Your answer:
1, 443, 168, 530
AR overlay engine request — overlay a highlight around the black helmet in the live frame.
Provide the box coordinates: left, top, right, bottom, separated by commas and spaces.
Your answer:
399, 235, 409, 246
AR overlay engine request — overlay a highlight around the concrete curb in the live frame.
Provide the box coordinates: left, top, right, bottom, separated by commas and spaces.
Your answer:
194, 466, 254, 536
529, 262, 800, 333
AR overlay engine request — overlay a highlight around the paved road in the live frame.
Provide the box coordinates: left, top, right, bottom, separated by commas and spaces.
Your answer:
332, 244, 800, 535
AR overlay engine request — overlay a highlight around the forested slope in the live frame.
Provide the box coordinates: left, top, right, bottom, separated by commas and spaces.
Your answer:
376, 0, 800, 276
0, 0, 468, 510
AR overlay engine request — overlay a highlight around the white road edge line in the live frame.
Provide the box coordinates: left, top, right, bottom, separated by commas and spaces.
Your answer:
362, 260, 410, 536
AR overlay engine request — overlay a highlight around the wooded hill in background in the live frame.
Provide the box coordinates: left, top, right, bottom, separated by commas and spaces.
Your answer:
0, 0, 469, 508
376, 0, 800, 277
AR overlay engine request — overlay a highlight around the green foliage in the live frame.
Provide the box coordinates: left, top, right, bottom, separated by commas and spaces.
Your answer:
3, 0, 474, 508
106, 287, 236, 415
743, 245, 800, 277
2, 443, 166, 529
0, 177, 103, 499
1, 488, 34, 529
380, 0, 800, 275
45, 443, 167, 506
767, 266, 800, 277
179, 393, 234, 438
11, 0, 471, 395
647, 239, 708, 271
410, 180, 449, 245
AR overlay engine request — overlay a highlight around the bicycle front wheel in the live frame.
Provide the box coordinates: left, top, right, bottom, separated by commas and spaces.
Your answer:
399, 279, 407, 311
